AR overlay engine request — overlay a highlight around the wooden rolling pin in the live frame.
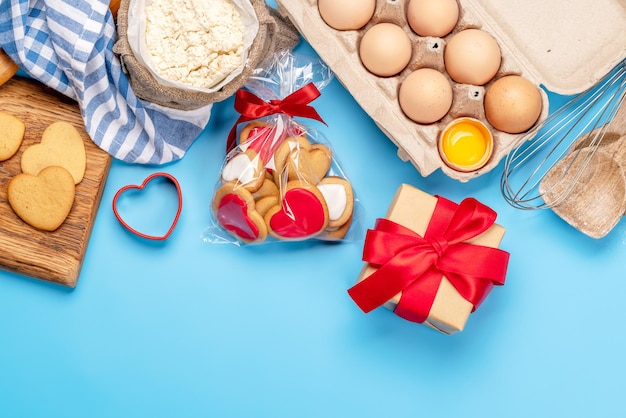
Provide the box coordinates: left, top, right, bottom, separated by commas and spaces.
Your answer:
0, 48, 19, 86
109, 0, 121, 19
0, 0, 121, 87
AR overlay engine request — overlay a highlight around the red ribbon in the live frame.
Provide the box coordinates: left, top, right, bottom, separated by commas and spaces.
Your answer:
347, 196, 509, 323
226, 82, 327, 153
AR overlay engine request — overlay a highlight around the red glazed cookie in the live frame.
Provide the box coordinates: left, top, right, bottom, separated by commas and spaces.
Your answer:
273, 135, 332, 186
213, 183, 268, 244
221, 149, 266, 193
239, 121, 272, 145
265, 180, 330, 240
239, 121, 285, 165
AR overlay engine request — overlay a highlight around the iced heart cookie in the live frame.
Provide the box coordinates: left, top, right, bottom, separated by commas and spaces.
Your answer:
20, 121, 86, 184
213, 183, 268, 244
317, 176, 354, 229
265, 180, 330, 240
240, 121, 305, 146
8, 165, 76, 231
0, 111, 25, 161
239, 122, 278, 165
240, 121, 307, 166
273, 135, 332, 185
221, 149, 266, 192
240, 121, 272, 144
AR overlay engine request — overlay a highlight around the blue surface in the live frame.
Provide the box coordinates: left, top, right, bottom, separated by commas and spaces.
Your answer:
1, 37, 625, 418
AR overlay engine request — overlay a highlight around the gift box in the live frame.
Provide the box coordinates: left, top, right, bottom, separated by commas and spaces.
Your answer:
348, 184, 509, 335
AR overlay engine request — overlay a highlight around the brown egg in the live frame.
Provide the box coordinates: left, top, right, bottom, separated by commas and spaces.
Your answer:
359, 23, 413, 77
444, 29, 501, 85
407, 0, 459, 38
398, 68, 453, 124
318, 0, 376, 31
484, 75, 543, 134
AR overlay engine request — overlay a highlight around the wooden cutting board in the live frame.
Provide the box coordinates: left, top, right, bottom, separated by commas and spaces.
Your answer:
0, 76, 111, 287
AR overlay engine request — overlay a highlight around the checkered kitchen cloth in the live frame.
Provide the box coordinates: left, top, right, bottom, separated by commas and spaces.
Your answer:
0, 0, 211, 164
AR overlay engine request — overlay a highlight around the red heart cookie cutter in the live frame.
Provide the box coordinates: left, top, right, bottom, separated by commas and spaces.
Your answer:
112, 172, 182, 240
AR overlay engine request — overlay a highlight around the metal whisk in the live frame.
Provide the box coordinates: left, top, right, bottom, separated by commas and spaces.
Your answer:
500, 58, 626, 210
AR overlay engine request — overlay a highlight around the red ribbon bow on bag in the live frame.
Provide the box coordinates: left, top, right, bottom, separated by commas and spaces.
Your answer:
226, 82, 326, 152
347, 196, 509, 323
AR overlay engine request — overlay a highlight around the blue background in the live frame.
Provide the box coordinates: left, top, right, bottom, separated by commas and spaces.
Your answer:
1, 26, 625, 418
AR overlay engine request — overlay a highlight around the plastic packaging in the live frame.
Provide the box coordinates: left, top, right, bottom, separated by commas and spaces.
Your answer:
204, 51, 362, 245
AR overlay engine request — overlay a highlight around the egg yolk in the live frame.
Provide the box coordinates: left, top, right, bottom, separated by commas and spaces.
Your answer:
440, 120, 492, 170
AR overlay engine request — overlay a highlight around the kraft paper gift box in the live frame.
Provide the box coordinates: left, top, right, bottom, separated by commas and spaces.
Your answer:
348, 184, 509, 335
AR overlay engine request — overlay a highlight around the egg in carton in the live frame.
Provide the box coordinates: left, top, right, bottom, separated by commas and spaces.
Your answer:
275, 0, 626, 182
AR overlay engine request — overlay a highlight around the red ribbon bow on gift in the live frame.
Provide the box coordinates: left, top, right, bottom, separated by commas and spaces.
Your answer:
347, 196, 509, 324
226, 82, 327, 152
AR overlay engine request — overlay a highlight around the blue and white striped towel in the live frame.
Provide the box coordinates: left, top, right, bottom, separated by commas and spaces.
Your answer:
0, 0, 212, 164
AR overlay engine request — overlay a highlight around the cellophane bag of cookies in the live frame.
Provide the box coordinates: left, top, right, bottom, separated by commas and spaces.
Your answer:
204, 51, 363, 246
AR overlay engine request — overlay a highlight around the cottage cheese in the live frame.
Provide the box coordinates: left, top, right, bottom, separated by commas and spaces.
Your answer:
145, 0, 245, 89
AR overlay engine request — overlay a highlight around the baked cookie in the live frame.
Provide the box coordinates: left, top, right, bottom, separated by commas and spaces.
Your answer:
255, 195, 279, 217
317, 176, 354, 229
320, 214, 353, 241
252, 177, 279, 200
273, 135, 310, 182
20, 121, 86, 184
273, 135, 332, 186
221, 148, 266, 193
213, 183, 268, 244
239, 121, 281, 165
0, 111, 25, 161
8, 165, 76, 231
239, 121, 272, 145
265, 180, 330, 240
239, 121, 308, 167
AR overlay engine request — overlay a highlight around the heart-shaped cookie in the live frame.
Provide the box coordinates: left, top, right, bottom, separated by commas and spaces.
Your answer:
320, 214, 353, 241
239, 121, 306, 166
8, 165, 76, 231
0, 111, 25, 161
265, 180, 329, 240
252, 177, 279, 200
317, 176, 354, 229
221, 149, 266, 192
239, 121, 276, 164
255, 195, 279, 217
273, 136, 332, 185
21, 121, 86, 184
112, 172, 183, 240
213, 183, 268, 244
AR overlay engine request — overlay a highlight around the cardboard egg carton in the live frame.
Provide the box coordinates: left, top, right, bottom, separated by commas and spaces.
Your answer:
275, 0, 626, 182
